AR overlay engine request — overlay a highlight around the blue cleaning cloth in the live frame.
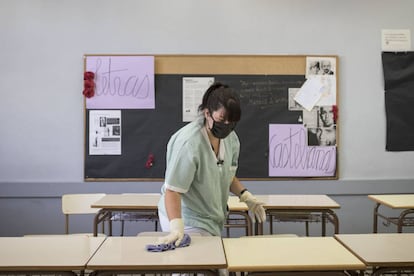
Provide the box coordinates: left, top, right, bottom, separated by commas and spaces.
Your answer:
145, 233, 191, 252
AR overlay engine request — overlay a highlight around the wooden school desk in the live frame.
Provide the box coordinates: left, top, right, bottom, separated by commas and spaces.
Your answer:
225, 196, 252, 236
0, 236, 105, 275
86, 236, 227, 276
255, 194, 340, 236
91, 193, 160, 236
92, 193, 253, 237
223, 236, 365, 275
368, 194, 414, 233
335, 233, 414, 276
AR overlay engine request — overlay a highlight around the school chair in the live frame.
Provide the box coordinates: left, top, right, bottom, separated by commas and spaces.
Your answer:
62, 193, 107, 236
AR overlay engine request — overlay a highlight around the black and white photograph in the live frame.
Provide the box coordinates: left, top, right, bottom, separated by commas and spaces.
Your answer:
308, 126, 336, 146
288, 88, 303, 111
317, 105, 336, 128
302, 108, 318, 128
306, 57, 336, 78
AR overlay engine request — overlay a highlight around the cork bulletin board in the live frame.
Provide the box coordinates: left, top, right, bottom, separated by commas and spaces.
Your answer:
83, 55, 339, 181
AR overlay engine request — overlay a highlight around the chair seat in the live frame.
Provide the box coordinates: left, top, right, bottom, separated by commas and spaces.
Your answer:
62, 193, 107, 235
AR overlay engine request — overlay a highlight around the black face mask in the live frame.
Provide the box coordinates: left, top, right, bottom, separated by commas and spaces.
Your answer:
210, 118, 236, 139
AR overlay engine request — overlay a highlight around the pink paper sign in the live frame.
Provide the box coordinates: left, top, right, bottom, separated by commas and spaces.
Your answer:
85, 56, 155, 109
269, 124, 336, 177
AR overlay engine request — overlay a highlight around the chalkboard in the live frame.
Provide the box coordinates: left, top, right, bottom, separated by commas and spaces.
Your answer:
84, 55, 339, 181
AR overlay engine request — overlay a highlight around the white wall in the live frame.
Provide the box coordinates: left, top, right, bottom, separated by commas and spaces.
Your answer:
1, 0, 414, 183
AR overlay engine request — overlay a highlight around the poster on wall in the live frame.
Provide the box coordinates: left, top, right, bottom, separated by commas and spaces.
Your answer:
89, 110, 121, 155
268, 124, 336, 177
85, 56, 155, 109
182, 77, 215, 122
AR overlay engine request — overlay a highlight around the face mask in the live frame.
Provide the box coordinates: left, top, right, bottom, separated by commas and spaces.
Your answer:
210, 118, 236, 139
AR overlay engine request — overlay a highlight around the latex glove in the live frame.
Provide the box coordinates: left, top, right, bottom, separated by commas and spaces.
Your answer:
156, 218, 184, 246
239, 191, 266, 223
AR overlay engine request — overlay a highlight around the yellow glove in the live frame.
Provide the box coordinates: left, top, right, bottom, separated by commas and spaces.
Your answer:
240, 191, 266, 223
156, 218, 184, 246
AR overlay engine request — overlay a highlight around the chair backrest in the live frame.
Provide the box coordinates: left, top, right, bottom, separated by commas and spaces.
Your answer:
61, 193, 106, 234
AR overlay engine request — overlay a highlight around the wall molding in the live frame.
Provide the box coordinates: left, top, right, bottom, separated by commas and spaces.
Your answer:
1, 179, 413, 198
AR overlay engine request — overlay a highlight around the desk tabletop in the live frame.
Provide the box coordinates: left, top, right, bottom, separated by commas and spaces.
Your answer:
86, 236, 227, 271
92, 194, 340, 211
255, 194, 340, 210
0, 236, 105, 271
91, 193, 161, 210
227, 196, 248, 211
368, 194, 414, 208
223, 236, 365, 272
335, 233, 414, 267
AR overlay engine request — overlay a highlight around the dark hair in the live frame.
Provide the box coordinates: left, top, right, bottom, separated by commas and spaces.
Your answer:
198, 82, 241, 122
310, 61, 320, 69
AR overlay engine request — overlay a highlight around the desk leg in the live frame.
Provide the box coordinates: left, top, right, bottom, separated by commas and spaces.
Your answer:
268, 214, 273, 234
226, 219, 230, 237
373, 203, 380, 233
332, 210, 339, 234
93, 211, 100, 237
244, 212, 253, 236
322, 212, 326, 236
398, 209, 414, 233
93, 210, 111, 237
224, 211, 252, 236
108, 211, 113, 236
325, 210, 339, 235
255, 221, 263, 235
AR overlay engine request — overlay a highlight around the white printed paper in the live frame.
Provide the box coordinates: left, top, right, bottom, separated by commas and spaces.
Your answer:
315, 75, 336, 106
182, 77, 215, 122
89, 110, 121, 155
382, 29, 411, 51
294, 77, 324, 111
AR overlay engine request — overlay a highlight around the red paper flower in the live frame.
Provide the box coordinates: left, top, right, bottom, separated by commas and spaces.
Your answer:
83, 71, 95, 98
145, 153, 155, 169
84, 79, 94, 89
332, 105, 338, 122
83, 88, 95, 98
84, 71, 95, 81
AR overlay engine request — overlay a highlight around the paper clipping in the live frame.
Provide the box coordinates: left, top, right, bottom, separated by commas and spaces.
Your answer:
182, 77, 215, 122
294, 57, 337, 111
382, 29, 411, 51
89, 110, 121, 155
